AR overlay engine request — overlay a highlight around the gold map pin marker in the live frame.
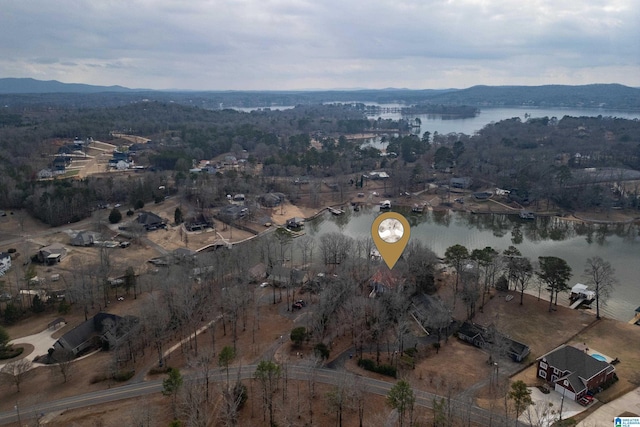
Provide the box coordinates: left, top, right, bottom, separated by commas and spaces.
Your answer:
371, 212, 411, 270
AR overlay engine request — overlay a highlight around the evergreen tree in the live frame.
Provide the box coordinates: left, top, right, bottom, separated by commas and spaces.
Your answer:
387, 380, 415, 427
108, 208, 122, 224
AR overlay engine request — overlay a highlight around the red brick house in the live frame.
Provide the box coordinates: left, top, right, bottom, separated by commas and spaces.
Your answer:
536, 345, 616, 400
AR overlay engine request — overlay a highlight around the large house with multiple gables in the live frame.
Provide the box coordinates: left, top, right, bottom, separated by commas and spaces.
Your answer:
54, 312, 138, 356
536, 344, 616, 401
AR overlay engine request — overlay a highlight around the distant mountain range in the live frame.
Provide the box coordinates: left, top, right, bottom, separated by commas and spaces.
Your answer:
1, 78, 639, 110
0, 78, 134, 94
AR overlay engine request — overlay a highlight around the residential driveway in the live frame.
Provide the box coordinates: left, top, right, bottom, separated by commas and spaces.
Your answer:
0, 323, 65, 368
577, 387, 640, 426
521, 387, 587, 427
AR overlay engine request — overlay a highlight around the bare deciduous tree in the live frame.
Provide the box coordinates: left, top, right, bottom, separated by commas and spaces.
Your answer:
178, 378, 211, 427
512, 257, 534, 305
254, 360, 281, 426
319, 232, 354, 266
325, 370, 354, 427
1, 358, 32, 392
583, 256, 617, 319
51, 348, 75, 383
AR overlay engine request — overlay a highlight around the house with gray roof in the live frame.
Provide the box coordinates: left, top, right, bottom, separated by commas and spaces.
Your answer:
38, 243, 67, 265
269, 266, 309, 287
457, 321, 530, 363
136, 211, 166, 231
259, 192, 285, 207
53, 312, 139, 356
71, 231, 100, 246
537, 344, 616, 400
450, 177, 472, 189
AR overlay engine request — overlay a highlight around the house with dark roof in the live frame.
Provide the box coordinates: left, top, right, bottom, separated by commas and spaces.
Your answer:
185, 213, 214, 232
111, 151, 129, 162
259, 192, 285, 207
286, 217, 305, 230
173, 247, 197, 263
136, 211, 166, 231
53, 312, 138, 356
457, 321, 530, 363
52, 156, 71, 171
450, 177, 472, 189
218, 205, 248, 221
57, 145, 74, 155
536, 344, 616, 400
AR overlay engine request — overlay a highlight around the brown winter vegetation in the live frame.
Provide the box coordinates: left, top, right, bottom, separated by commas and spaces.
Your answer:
0, 185, 639, 427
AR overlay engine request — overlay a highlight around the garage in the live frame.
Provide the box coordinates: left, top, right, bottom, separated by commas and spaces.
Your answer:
554, 384, 576, 401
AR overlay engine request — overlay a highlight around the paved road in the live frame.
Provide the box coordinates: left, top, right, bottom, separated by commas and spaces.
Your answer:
0, 364, 517, 426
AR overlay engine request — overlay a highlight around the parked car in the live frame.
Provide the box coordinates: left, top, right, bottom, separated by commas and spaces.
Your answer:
578, 397, 592, 406
260, 282, 270, 288
292, 302, 303, 310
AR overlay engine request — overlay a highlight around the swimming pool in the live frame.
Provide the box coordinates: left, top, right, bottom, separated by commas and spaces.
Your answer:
591, 354, 607, 362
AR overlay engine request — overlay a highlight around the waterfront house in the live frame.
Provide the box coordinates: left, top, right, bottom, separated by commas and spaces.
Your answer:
536, 344, 616, 400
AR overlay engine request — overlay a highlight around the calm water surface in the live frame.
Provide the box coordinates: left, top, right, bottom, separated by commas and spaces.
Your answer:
366, 105, 640, 136
237, 103, 640, 321
304, 208, 640, 322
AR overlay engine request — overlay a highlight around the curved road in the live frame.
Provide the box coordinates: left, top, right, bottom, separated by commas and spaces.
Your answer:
0, 365, 515, 426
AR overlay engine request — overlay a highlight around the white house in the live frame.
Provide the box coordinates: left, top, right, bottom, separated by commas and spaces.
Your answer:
115, 160, 129, 170
0, 252, 11, 276
37, 169, 54, 180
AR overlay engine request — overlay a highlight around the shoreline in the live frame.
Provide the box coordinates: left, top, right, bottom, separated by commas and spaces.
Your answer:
306, 198, 640, 226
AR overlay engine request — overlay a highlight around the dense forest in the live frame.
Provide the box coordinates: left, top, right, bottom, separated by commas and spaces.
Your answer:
1, 79, 639, 110
0, 94, 639, 226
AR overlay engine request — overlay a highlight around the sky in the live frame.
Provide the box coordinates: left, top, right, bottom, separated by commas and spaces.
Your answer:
1, 0, 639, 91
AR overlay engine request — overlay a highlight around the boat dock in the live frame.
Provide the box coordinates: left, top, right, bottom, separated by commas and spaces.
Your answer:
328, 206, 345, 215
570, 298, 587, 309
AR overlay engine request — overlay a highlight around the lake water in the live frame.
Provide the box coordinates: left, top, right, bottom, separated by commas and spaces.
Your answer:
303, 208, 640, 322
232, 103, 639, 136
365, 105, 640, 136
235, 102, 640, 321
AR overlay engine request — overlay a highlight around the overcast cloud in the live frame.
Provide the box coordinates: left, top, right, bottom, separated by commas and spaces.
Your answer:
1, 0, 638, 90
